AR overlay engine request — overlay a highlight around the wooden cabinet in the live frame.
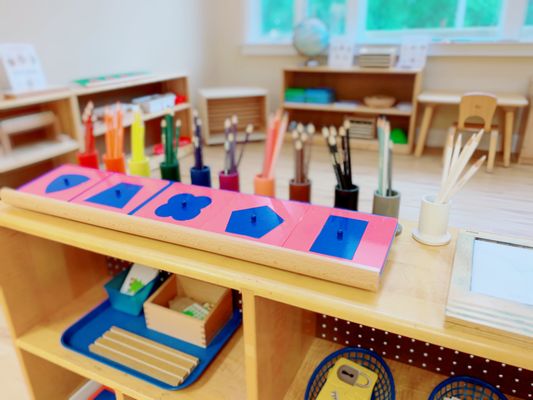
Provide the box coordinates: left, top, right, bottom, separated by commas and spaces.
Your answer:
282, 66, 422, 154
0, 205, 528, 399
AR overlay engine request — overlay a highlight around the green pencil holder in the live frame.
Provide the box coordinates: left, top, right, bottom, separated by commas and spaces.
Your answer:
160, 161, 180, 182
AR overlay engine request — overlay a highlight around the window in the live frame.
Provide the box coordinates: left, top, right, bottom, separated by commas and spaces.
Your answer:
248, 0, 532, 44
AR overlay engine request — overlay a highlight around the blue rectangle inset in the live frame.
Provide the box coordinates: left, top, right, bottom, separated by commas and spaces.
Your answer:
310, 215, 368, 260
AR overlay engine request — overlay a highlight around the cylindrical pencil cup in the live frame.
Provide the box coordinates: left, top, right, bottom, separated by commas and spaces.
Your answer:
190, 166, 211, 187
334, 184, 359, 211
412, 194, 451, 246
77, 152, 99, 169
103, 153, 126, 173
128, 158, 150, 177
219, 171, 240, 192
289, 179, 311, 203
254, 174, 275, 197
160, 162, 180, 182
372, 190, 402, 236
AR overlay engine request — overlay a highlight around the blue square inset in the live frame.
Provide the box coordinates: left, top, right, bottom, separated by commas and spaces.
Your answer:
310, 215, 368, 260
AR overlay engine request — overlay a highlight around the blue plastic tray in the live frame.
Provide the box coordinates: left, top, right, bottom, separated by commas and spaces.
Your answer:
61, 299, 242, 390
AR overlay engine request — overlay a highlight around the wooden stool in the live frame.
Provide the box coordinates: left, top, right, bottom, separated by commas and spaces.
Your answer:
448, 93, 498, 172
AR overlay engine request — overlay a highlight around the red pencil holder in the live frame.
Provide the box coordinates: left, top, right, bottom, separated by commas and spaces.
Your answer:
103, 154, 126, 173
219, 171, 240, 192
289, 179, 311, 203
77, 151, 99, 169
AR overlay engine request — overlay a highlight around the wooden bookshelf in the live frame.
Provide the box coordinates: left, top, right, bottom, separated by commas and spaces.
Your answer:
282, 66, 422, 154
0, 73, 191, 187
0, 203, 528, 399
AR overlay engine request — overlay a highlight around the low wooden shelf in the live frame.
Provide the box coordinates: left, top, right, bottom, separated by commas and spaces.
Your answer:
282, 66, 421, 154
0, 204, 528, 399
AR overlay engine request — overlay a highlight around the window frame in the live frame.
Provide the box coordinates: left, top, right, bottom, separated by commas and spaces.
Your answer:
244, 0, 531, 47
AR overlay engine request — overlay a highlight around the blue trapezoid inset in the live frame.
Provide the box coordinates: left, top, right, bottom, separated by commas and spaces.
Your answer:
225, 205, 284, 239
310, 215, 368, 260
86, 183, 143, 209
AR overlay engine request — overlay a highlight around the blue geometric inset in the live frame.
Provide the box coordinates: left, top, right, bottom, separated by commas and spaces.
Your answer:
86, 183, 142, 209
45, 174, 90, 193
155, 193, 212, 221
225, 205, 284, 239
310, 215, 368, 260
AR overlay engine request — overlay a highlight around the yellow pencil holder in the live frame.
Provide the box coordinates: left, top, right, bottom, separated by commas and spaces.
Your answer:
127, 158, 151, 177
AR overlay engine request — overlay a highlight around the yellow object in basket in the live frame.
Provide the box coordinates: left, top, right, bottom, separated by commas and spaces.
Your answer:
316, 357, 378, 400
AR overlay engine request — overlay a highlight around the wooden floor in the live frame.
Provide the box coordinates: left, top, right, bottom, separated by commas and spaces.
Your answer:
1, 142, 532, 399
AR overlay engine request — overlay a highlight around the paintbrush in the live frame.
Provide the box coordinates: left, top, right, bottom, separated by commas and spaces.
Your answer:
236, 123, 253, 169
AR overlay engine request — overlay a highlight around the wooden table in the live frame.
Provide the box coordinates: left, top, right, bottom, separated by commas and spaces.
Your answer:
415, 91, 528, 166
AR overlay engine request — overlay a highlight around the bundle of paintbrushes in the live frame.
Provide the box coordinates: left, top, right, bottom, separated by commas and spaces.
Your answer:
77, 101, 99, 169
254, 110, 289, 197
103, 103, 126, 173
376, 116, 394, 197
436, 129, 486, 204
323, 121, 358, 210
374, 117, 401, 234
159, 110, 181, 182
220, 115, 253, 192
289, 123, 315, 202
190, 110, 211, 187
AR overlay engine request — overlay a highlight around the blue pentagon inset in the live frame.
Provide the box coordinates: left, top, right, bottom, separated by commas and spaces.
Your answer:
225, 205, 284, 239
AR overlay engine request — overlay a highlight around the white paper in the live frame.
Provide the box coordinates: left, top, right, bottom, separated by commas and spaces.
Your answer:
328, 37, 355, 68
471, 239, 533, 306
120, 263, 159, 295
397, 36, 429, 69
0, 43, 47, 92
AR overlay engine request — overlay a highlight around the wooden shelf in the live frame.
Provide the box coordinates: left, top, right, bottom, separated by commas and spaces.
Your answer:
0, 90, 73, 111
72, 73, 189, 96
90, 103, 191, 137
283, 66, 421, 75
15, 279, 245, 400
0, 206, 530, 372
0, 135, 78, 173
283, 101, 412, 117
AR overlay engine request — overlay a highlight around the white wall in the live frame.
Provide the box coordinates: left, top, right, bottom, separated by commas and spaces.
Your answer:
0, 0, 208, 100
203, 0, 533, 148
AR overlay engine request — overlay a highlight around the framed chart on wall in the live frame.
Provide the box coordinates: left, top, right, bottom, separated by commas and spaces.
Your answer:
0, 43, 47, 93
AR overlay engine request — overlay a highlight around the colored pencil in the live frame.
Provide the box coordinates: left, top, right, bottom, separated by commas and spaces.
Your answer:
236, 123, 253, 169
442, 155, 486, 203
266, 112, 288, 179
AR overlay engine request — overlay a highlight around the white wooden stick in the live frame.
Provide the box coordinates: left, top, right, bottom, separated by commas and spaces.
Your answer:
438, 130, 483, 203
442, 155, 486, 203
441, 129, 455, 189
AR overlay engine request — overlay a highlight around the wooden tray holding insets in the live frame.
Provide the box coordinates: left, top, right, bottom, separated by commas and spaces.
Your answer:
1, 164, 398, 291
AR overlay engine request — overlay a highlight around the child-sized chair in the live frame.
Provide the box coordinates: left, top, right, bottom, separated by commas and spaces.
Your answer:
448, 93, 499, 172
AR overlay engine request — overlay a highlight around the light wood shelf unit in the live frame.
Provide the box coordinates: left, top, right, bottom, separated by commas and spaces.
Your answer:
0, 205, 528, 399
74, 73, 192, 156
0, 73, 191, 187
282, 66, 422, 154
0, 92, 80, 186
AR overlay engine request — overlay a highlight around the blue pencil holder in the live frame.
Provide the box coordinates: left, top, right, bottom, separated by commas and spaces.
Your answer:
190, 165, 211, 187
428, 376, 508, 400
305, 347, 395, 400
104, 269, 157, 316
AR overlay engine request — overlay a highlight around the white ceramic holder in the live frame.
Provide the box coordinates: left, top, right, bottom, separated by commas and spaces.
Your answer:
412, 194, 451, 246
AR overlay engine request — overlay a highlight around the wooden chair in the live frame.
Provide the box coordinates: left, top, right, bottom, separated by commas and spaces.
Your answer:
448, 93, 499, 172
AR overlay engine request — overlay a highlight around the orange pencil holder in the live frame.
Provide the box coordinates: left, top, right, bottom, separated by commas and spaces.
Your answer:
103, 153, 126, 173
254, 174, 275, 197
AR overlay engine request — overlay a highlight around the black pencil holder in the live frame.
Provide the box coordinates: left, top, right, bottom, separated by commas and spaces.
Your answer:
190, 165, 211, 187
334, 184, 359, 211
160, 161, 180, 182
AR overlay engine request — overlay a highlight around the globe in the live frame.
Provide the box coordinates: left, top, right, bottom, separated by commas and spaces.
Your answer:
293, 18, 329, 66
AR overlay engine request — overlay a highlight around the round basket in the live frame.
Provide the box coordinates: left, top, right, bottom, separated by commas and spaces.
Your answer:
428, 376, 508, 400
305, 347, 395, 400
363, 95, 396, 108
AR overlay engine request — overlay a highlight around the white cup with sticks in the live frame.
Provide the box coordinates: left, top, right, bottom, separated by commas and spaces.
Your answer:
412, 129, 486, 246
